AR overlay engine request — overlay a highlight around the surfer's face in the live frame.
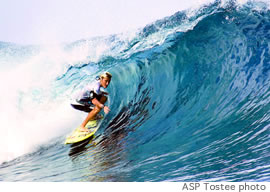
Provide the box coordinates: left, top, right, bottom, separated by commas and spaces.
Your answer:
100, 77, 111, 88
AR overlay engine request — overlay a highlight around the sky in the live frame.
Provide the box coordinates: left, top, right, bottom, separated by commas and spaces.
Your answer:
0, 0, 214, 45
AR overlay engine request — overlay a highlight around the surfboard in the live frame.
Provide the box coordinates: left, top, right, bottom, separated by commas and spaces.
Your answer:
65, 116, 103, 144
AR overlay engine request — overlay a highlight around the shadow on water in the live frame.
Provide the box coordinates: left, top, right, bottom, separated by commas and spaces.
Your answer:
68, 135, 95, 157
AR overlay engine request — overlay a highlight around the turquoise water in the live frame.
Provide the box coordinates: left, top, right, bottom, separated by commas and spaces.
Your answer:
1, 0, 270, 181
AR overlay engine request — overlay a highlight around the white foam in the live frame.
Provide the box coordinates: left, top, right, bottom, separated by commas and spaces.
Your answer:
0, 44, 92, 164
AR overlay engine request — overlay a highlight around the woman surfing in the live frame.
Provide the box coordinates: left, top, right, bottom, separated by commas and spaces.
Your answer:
71, 72, 112, 132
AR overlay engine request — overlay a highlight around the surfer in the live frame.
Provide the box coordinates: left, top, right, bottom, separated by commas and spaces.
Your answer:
71, 72, 112, 132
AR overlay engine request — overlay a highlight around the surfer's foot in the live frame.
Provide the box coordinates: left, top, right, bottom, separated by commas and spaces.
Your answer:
79, 126, 90, 133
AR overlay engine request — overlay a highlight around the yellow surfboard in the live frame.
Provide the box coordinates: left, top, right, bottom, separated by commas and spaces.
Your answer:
65, 116, 103, 144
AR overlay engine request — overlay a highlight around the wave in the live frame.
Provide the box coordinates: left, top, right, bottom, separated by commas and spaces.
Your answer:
1, 0, 270, 181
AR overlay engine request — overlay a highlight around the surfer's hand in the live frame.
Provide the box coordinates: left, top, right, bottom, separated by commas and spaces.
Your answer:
104, 106, 110, 114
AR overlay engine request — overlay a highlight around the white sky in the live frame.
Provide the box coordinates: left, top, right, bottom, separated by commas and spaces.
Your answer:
0, 0, 213, 44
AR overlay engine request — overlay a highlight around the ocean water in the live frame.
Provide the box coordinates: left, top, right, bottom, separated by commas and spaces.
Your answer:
1, 0, 270, 182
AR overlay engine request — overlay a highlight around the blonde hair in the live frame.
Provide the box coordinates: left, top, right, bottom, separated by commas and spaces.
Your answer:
100, 72, 112, 79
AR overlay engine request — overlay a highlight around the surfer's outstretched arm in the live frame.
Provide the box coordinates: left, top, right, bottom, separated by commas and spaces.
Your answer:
91, 97, 110, 114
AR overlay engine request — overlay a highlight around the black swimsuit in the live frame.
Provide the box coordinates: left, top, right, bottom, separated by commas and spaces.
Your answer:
71, 80, 103, 113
